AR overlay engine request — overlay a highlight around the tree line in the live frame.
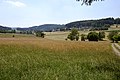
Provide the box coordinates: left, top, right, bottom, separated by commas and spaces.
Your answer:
65, 18, 120, 30
67, 28, 120, 43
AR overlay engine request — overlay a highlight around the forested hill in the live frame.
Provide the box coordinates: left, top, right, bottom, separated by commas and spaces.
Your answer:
0, 25, 11, 30
29, 24, 65, 31
16, 24, 65, 32
65, 18, 120, 28
17, 18, 120, 31
0, 17, 120, 32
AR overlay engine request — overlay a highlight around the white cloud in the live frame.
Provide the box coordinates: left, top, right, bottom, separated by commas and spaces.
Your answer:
5, 0, 26, 7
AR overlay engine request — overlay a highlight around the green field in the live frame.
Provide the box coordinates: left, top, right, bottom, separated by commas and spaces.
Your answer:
0, 33, 120, 80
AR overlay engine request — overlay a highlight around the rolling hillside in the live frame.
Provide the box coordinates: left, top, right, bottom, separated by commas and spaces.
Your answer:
16, 24, 65, 32
1, 17, 120, 32
0, 25, 11, 30
29, 24, 65, 31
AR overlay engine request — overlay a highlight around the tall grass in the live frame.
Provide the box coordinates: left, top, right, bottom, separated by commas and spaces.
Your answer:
0, 33, 34, 38
0, 38, 120, 80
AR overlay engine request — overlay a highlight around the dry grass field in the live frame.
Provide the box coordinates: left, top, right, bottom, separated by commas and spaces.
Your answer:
0, 33, 120, 80
0, 33, 35, 38
109, 24, 120, 31
45, 31, 69, 40
45, 31, 91, 41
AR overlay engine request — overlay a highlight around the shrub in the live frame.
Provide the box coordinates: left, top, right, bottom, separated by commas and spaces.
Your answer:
81, 34, 86, 41
76, 35, 79, 41
12, 35, 15, 37
118, 34, 120, 41
87, 32, 99, 41
35, 31, 45, 38
108, 31, 118, 42
113, 35, 119, 43
67, 28, 79, 41
65, 38, 68, 41
98, 31, 105, 40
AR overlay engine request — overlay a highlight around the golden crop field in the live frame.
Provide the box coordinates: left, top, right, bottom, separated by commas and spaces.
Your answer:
0, 33, 120, 80
109, 24, 120, 30
45, 31, 92, 41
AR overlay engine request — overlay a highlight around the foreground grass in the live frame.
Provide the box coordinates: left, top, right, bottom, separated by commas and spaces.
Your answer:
0, 38, 120, 80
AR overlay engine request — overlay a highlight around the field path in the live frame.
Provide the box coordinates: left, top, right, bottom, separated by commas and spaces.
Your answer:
111, 43, 120, 56
114, 43, 120, 49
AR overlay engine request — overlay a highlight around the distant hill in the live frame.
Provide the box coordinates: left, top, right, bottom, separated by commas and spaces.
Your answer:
29, 24, 65, 31
65, 18, 120, 29
1, 17, 120, 32
0, 25, 12, 30
16, 28, 30, 31
17, 24, 65, 32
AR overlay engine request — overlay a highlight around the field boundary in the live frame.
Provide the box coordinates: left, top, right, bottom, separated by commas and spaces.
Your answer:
112, 43, 120, 56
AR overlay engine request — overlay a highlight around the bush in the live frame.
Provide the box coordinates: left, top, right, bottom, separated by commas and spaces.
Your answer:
76, 35, 79, 41
113, 35, 119, 43
112, 34, 120, 43
118, 34, 120, 41
108, 31, 118, 42
12, 35, 15, 37
67, 28, 79, 41
98, 31, 105, 40
81, 34, 86, 41
35, 31, 45, 38
87, 32, 99, 41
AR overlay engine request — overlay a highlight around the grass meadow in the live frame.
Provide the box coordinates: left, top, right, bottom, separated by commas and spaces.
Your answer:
0, 33, 120, 80
45, 31, 91, 41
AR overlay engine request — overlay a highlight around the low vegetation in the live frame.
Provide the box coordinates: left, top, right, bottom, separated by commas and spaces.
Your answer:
35, 31, 45, 38
87, 32, 99, 41
108, 31, 120, 43
0, 26, 120, 80
81, 34, 86, 41
67, 28, 106, 41
67, 28, 79, 41
0, 35, 120, 80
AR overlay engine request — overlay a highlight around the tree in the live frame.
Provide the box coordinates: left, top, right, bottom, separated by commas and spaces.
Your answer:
108, 31, 118, 42
65, 17, 114, 29
118, 34, 120, 41
76, 0, 104, 5
98, 31, 105, 40
67, 28, 79, 41
12, 35, 15, 37
87, 32, 99, 41
35, 31, 45, 38
112, 34, 120, 43
113, 35, 119, 43
81, 34, 86, 41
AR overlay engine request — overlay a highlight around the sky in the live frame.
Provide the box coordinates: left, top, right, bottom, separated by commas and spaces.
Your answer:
0, 0, 120, 28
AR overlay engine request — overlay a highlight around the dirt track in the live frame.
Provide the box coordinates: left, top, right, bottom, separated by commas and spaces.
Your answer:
112, 43, 120, 56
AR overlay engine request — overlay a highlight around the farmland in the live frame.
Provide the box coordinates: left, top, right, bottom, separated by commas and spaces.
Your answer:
0, 33, 120, 80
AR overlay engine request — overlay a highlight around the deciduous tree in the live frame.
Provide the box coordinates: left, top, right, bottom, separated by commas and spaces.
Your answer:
87, 32, 99, 41
108, 31, 118, 42
99, 31, 105, 40
67, 28, 79, 41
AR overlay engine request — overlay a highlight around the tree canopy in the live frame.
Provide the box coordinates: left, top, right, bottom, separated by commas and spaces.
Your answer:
67, 28, 79, 41
65, 18, 118, 29
87, 32, 99, 41
35, 31, 45, 38
76, 0, 104, 5
108, 31, 118, 42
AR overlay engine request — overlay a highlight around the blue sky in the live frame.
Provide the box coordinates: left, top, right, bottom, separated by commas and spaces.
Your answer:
0, 0, 120, 28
